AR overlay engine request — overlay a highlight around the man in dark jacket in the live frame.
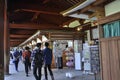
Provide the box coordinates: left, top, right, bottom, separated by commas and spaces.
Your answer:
13, 48, 20, 72
31, 43, 43, 80
43, 42, 54, 80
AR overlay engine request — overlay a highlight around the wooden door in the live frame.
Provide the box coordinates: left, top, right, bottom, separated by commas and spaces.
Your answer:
100, 37, 120, 80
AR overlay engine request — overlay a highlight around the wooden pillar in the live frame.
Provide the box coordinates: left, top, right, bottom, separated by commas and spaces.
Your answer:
0, 0, 8, 79
4, 2, 10, 75
4, 1, 10, 75
48, 32, 52, 48
48, 34, 55, 68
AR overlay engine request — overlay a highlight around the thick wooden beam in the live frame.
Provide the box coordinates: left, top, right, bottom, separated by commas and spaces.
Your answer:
9, 23, 75, 31
97, 12, 120, 25
50, 34, 85, 40
75, 22, 91, 30
78, 5, 92, 14
10, 39, 25, 42
100, 0, 116, 5
50, 32, 86, 38
31, 12, 40, 21
50, 32, 74, 35
78, 5, 104, 14
21, 9, 60, 15
10, 41, 22, 47
91, 6, 104, 11
89, 12, 97, 18
9, 23, 58, 29
51, 35, 73, 38
93, 0, 107, 6
10, 34, 31, 38
51, 37, 73, 40
10, 29, 36, 35
62, 18, 79, 26
43, 0, 50, 4
10, 3, 62, 12
88, 6, 105, 19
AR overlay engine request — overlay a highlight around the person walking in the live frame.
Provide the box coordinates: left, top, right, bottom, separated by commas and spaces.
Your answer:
31, 43, 43, 80
43, 42, 54, 80
13, 48, 20, 72
22, 46, 31, 77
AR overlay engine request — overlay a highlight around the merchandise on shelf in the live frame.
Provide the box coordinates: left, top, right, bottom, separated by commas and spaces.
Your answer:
64, 47, 74, 68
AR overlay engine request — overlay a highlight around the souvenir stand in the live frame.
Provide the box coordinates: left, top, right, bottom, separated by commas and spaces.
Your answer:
53, 40, 68, 69
65, 47, 74, 68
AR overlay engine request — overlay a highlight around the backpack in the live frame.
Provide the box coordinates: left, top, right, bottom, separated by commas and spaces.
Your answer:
13, 51, 20, 61
24, 51, 31, 62
34, 49, 43, 66
25, 56, 29, 63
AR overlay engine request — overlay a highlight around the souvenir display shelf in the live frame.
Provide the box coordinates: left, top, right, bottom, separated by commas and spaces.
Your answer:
65, 47, 74, 68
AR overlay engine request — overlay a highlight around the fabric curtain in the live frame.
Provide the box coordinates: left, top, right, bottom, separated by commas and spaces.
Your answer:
103, 20, 120, 38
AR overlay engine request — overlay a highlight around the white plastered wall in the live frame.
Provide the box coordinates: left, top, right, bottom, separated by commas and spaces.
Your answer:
105, 0, 120, 16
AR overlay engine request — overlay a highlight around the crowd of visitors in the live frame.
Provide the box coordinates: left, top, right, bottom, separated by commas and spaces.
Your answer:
10, 42, 54, 80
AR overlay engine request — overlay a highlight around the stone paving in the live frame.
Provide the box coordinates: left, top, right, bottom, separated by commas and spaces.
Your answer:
5, 60, 98, 80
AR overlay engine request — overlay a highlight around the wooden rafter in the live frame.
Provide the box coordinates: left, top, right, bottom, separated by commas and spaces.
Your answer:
78, 5, 104, 14
51, 35, 73, 37
21, 9, 60, 15
66, 0, 75, 5
43, 0, 50, 4
91, 6, 104, 11
60, 0, 86, 15
10, 42, 22, 46
10, 29, 36, 35
9, 23, 58, 29
10, 34, 31, 38
31, 12, 40, 21
70, 0, 78, 4
97, 12, 120, 25
90, 7, 105, 19
50, 31, 86, 35
9, 23, 75, 31
78, 5, 93, 14
50, 33, 85, 40
93, 0, 107, 6
62, 18, 79, 26
51, 37, 73, 40
89, 12, 97, 18
50, 32, 74, 35
10, 39, 25, 42
10, 3, 63, 12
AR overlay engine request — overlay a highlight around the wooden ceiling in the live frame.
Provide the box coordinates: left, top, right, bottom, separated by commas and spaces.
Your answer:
7, 0, 114, 47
